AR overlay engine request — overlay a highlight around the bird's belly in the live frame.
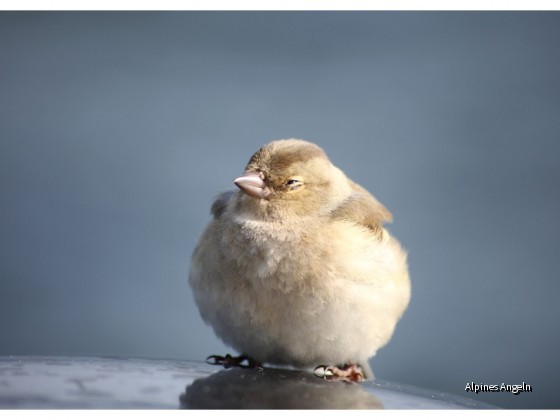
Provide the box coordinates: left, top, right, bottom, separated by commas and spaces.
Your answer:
207, 261, 407, 368
192, 220, 410, 369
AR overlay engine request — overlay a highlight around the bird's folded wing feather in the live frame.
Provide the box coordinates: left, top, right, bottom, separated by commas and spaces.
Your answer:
211, 191, 236, 218
330, 180, 392, 239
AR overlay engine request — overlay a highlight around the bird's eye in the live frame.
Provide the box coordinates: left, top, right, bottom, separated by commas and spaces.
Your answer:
285, 178, 303, 190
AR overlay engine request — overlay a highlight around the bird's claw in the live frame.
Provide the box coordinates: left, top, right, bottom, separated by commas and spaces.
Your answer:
314, 365, 335, 379
205, 354, 227, 366
314, 364, 365, 383
205, 353, 261, 369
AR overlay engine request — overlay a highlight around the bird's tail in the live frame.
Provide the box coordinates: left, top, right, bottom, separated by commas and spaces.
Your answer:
361, 360, 375, 380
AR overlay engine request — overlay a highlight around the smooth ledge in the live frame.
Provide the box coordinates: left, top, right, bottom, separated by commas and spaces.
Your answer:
0, 355, 498, 409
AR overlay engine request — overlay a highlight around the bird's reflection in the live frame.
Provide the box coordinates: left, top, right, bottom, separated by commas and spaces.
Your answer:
180, 367, 383, 409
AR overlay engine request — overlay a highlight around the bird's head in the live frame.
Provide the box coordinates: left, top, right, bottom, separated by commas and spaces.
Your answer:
233, 139, 351, 219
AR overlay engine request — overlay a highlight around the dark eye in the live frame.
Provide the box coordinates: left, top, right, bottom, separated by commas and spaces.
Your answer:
285, 178, 303, 190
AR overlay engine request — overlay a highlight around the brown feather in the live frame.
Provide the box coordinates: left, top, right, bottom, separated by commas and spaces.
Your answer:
330, 181, 392, 239
211, 191, 235, 219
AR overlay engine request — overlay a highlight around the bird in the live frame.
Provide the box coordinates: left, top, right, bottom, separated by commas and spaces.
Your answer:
189, 139, 410, 381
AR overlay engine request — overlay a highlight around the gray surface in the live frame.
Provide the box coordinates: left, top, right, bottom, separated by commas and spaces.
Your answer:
0, 356, 496, 409
1, 12, 559, 410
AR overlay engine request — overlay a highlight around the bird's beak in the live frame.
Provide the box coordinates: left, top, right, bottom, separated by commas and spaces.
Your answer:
234, 172, 269, 199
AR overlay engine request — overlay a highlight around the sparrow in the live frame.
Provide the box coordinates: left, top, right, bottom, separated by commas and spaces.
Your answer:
189, 139, 410, 381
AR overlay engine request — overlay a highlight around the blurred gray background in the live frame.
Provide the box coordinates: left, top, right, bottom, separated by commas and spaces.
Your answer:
1, 12, 559, 409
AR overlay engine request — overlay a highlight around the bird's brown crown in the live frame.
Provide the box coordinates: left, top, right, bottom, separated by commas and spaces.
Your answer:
245, 139, 328, 175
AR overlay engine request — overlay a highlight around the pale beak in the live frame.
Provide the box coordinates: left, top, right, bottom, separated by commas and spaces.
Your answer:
234, 172, 269, 199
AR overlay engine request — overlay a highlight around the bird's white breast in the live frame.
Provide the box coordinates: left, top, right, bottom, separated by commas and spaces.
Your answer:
190, 205, 410, 370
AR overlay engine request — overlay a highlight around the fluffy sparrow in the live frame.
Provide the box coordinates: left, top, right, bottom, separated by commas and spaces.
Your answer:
189, 139, 410, 381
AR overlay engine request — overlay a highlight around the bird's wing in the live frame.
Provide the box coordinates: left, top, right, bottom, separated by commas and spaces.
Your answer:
330, 180, 392, 239
210, 191, 236, 219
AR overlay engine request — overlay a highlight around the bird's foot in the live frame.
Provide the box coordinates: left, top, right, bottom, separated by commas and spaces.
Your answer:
314, 363, 365, 383
205, 353, 261, 369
